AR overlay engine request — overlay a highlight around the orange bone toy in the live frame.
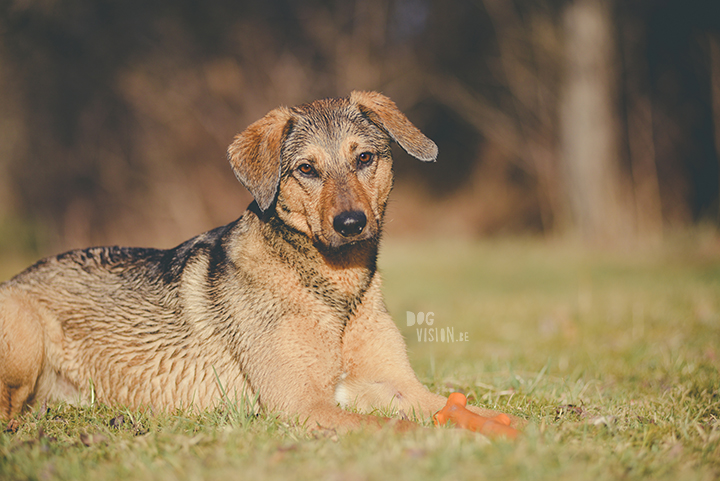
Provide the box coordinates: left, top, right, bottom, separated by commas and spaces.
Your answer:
433, 392, 520, 439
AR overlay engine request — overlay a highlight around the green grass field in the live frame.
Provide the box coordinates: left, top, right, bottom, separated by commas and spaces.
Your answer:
1, 236, 719, 480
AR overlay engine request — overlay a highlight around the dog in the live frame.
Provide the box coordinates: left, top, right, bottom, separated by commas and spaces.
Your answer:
0, 91, 521, 435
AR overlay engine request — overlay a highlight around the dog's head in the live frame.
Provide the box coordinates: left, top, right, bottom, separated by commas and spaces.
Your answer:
227, 91, 437, 250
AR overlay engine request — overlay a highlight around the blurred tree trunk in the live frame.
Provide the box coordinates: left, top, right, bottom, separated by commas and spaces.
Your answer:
0, 51, 25, 219
559, 0, 631, 243
622, 13, 663, 241
711, 34, 720, 223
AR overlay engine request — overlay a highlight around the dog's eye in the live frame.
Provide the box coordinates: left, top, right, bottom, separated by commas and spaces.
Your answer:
297, 163, 318, 177
357, 152, 374, 167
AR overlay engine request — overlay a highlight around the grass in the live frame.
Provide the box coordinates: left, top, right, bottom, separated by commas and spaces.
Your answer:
1, 235, 719, 480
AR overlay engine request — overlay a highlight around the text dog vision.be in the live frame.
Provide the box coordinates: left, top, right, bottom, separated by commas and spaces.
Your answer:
406, 312, 469, 343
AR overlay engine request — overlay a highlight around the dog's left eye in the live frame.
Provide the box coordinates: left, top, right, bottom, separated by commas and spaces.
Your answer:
357, 152, 374, 167
297, 163, 318, 177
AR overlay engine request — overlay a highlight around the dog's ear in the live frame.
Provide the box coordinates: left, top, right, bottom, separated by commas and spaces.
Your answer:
227, 107, 294, 211
350, 90, 438, 162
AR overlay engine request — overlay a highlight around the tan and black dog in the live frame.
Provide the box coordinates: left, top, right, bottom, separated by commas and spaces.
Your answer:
0, 91, 521, 434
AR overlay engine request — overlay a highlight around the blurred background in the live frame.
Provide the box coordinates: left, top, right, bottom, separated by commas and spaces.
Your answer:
0, 0, 719, 256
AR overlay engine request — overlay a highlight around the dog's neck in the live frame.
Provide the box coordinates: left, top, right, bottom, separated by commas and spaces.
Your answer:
250, 205, 378, 320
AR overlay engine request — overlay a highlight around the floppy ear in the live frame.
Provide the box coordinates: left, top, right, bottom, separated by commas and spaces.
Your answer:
227, 107, 293, 211
350, 90, 438, 162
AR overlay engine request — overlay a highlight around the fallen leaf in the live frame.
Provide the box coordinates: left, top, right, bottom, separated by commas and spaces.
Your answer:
110, 415, 125, 429
5, 419, 21, 433
80, 432, 108, 446
555, 404, 584, 420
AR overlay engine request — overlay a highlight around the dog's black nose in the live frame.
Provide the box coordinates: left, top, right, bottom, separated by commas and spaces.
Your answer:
333, 211, 367, 237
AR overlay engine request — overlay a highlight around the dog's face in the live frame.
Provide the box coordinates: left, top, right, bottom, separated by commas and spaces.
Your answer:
227, 91, 437, 250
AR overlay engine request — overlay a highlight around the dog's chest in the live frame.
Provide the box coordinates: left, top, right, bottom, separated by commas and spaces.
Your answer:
244, 237, 373, 324
294, 259, 373, 325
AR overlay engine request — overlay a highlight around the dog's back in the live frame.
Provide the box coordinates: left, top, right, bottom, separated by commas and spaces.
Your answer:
0, 221, 255, 416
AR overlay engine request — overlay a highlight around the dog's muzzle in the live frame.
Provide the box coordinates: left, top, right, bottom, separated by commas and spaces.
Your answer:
333, 211, 367, 238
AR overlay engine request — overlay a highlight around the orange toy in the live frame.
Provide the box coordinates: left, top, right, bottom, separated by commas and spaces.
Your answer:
433, 392, 520, 439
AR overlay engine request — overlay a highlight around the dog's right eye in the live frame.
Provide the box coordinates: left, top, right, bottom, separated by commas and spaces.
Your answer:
297, 163, 318, 177
357, 152, 374, 168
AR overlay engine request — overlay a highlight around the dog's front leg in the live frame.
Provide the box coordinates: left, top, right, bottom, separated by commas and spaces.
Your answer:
335, 301, 449, 421
244, 313, 413, 432
336, 281, 524, 429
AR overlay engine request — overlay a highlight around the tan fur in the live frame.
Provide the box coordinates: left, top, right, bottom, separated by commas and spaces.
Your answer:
0, 91, 521, 431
